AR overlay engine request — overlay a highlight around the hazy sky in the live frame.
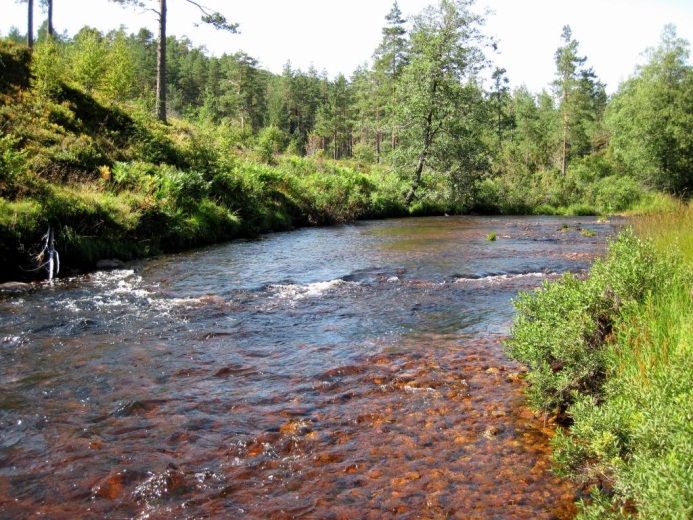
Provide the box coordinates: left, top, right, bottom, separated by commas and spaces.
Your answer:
2, 0, 692, 94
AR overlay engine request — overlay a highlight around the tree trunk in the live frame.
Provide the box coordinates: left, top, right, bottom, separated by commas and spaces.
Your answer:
27, 0, 34, 48
156, 0, 168, 123
405, 108, 435, 205
561, 120, 568, 176
47, 0, 53, 37
375, 105, 381, 163
561, 71, 569, 176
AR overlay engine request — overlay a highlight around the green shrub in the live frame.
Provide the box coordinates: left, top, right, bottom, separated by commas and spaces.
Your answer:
506, 229, 678, 414
154, 165, 210, 210
0, 134, 28, 196
508, 227, 693, 518
254, 126, 287, 164
595, 176, 643, 213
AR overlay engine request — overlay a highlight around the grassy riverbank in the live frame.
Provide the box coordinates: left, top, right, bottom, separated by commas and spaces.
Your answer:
507, 207, 693, 518
0, 39, 667, 282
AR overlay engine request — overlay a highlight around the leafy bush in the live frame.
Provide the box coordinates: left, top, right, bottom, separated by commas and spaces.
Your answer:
508, 227, 693, 518
507, 229, 679, 414
0, 134, 28, 196
595, 176, 643, 213
254, 126, 288, 164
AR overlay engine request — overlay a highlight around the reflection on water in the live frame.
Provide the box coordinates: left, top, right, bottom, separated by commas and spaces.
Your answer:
0, 216, 621, 518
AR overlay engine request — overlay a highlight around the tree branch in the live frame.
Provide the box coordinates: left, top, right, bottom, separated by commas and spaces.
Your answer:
185, 0, 239, 33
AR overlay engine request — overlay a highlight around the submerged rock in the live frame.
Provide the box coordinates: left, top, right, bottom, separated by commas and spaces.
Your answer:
96, 259, 125, 270
0, 282, 32, 295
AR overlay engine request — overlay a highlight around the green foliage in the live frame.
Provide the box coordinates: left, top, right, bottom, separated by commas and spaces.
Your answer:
392, 0, 489, 205
69, 27, 108, 94
254, 125, 287, 164
606, 25, 693, 195
507, 229, 679, 414
487, 232, 496, 241
0, 135, 29, 196
154, 165, 209, 209
509, 225, 693, 518
111, 160, 157, 192
30, 37, 64, 98
102, 29, 138, 101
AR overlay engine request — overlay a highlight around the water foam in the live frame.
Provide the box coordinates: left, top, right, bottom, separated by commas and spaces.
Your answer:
454, 271, 552, 285
267, 279, 350, 301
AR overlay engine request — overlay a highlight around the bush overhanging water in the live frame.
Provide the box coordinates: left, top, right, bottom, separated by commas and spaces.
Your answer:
507, 226, 693, 518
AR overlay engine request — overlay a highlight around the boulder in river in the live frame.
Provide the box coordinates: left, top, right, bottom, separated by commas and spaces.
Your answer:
0, 282, 32, 295
96, 259, 126, 270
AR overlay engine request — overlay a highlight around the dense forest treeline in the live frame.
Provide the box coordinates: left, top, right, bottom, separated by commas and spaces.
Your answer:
0, 0, 692, 280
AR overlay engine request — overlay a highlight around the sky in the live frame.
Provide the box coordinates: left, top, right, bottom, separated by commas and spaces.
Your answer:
2, 0, 693, 94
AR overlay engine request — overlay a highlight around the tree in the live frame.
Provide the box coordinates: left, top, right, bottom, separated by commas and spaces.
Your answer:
314, 74, 354, 159
501, 87, 558, 178
40, 0, 53, 38
372, 1, 409, 157
22, 0, 34, 48
69, 27, 107, 94
489, 67, 512, 151
109, 0, 237, 123
393, 0, 489, 205
553, 25, 586, 176
606, 25, 693, 195
103, 28, 138, 101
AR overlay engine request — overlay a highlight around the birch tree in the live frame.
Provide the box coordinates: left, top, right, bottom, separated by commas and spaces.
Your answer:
393, 0, 488, 205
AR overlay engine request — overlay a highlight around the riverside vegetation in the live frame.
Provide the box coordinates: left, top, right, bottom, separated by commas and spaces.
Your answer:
507, 215, 693, 518
2, 0, 693, 516
2, 1, 691, 281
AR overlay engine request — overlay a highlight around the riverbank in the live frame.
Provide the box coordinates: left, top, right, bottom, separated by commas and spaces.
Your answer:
507, 206, 693, 518
2, 40, 673, 283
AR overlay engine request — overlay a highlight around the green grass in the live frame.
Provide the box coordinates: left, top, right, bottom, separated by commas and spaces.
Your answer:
631, 201, 693, 263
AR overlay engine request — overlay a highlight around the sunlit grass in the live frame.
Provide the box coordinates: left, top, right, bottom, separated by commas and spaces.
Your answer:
631, 199, 693, 263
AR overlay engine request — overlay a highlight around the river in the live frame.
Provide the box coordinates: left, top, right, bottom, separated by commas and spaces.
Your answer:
0, 215, 621, 519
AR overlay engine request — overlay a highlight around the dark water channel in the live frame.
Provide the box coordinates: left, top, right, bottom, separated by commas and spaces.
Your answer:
0, 216, 622, 519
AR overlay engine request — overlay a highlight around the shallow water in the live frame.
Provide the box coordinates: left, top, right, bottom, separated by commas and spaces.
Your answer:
0, 216, 621, 519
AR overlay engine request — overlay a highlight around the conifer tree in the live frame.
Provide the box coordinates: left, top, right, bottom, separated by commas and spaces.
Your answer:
109, 0, 237, 123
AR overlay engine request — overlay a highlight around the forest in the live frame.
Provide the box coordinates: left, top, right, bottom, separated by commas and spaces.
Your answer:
2, 1, 691, 248
1, 1, 693, 517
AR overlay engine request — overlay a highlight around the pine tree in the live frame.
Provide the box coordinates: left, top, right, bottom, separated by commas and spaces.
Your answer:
109, 0, 237, 123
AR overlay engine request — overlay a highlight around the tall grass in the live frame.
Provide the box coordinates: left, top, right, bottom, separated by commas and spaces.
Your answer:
631, 200, 693, 262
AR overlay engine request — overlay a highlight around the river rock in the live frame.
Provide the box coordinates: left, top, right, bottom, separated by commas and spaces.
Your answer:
96, 259, 125, 270
0, 282, 32, 295
482, 425, 503, 439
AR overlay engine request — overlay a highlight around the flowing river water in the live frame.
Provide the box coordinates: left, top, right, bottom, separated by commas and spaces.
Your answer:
0, 216, 622, 519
